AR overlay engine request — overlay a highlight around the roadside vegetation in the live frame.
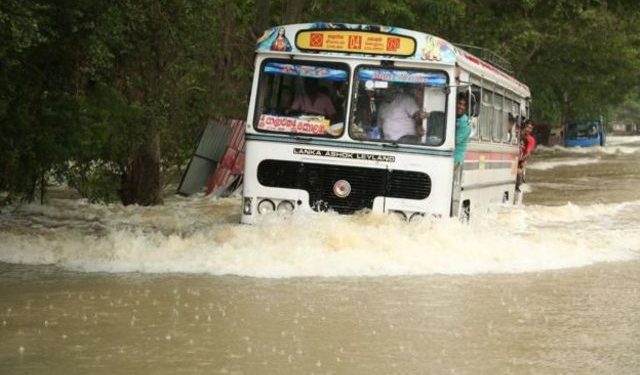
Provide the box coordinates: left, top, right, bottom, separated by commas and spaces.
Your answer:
2, 0, 639, 204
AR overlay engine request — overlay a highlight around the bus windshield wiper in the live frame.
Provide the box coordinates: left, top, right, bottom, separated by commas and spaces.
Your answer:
382, 142, 399, 148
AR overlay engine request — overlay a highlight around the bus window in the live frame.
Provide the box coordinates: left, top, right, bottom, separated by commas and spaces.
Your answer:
480, 88, 493, 141
504, 99, 517, 143
253, 60, 349, 137
493, 93, 504, 142
469, 85, 481, 139
350, 66, 448, 145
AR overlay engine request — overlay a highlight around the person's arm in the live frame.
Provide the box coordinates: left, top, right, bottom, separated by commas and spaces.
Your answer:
401, 96, 428, 135
412, 110, 429, 136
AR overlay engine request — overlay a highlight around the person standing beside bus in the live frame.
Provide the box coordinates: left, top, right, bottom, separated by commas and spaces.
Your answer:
516, 119, 536, 191
454, 93, 472, 166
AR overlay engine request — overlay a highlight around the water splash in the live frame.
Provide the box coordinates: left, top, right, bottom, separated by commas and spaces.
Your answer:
536, 135, 640, 156
1, 195, 638, 278
528, 157, 600, 171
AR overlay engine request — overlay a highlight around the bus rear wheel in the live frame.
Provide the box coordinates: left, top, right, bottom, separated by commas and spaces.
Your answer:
461, 200, 471, 223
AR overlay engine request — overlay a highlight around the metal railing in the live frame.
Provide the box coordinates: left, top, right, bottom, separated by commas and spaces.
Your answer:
454, 43, 514, 75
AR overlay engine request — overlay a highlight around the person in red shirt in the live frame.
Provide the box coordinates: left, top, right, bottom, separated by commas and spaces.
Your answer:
516, 119, 536, 191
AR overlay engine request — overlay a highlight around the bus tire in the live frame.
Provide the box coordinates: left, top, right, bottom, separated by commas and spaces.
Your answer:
461, 200, 471, 223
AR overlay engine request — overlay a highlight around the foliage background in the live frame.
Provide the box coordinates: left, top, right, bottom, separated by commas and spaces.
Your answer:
2, 0, 639, 204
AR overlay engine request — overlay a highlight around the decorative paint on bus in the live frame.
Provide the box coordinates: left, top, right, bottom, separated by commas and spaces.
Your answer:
264, 62, 348, 80
464, 151, 518, 171
257, 23, 457, 64
358, 69, 447, 86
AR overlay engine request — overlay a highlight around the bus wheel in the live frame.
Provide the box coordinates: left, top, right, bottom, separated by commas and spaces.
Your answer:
461, 200, 471, 223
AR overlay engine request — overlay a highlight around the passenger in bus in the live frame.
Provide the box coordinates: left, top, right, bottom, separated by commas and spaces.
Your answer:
516, 119, 536, 191
454, 93, 472, 166
504, 113, 517, 142
288, 78, 337, 121
377, 87, 428, 141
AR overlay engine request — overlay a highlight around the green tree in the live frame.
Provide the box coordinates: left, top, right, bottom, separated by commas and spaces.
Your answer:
2, 0, 640, 206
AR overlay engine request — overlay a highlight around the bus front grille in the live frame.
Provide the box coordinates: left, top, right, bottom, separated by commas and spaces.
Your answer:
257, 160, 431, 214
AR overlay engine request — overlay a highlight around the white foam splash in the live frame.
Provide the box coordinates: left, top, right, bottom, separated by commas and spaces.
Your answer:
1, 196, 638, 278
606, 135, 640, 146
536, 135, 640, 156
528, 157, 600, 171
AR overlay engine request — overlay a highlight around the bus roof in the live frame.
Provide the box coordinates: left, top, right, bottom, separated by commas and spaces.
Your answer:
257, 23, 530, 98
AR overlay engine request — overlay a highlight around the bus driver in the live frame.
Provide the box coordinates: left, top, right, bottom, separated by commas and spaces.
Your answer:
287, 78, 336, 121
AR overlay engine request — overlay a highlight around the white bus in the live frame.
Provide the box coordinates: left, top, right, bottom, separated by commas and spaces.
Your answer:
241, 23, 531, 223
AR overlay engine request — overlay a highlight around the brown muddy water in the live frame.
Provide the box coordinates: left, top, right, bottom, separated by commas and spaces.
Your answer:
1, 136, 639, 374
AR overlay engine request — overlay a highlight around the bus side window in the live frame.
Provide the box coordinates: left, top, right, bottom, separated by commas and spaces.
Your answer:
423, 85, 447, 145
470, 86, 481, 117
480, 89, 494, 141
470, 86, 481, 139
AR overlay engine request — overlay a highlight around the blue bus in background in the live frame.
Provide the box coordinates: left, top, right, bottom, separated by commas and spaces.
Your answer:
564, 120, 606, 147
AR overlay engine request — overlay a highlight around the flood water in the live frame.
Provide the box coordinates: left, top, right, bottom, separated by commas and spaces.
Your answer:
1, 136, 639, 374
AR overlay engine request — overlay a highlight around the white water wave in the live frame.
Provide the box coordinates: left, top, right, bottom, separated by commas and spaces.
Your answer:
606, 135, 640, 146
528, 157, 600, 171
1, 197, 638, 278
535, 140, 639, 156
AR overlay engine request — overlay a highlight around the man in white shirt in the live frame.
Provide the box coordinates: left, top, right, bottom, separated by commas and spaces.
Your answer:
377, 89, 427, 141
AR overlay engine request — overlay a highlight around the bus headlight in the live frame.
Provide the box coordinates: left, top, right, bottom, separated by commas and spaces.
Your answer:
257, 199, 275, 214
277, 200, 295, 215
243, 197, 252, 215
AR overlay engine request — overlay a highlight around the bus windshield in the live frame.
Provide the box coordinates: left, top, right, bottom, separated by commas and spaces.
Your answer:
566, 121, 600, 138
253, 60, 349, 138
350, 67, 448, 145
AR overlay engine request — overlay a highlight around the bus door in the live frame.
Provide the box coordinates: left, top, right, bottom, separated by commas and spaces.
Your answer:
450, 85, 474, 218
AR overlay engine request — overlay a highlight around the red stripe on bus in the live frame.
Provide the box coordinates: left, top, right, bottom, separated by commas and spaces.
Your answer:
464, 151, 518, 161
